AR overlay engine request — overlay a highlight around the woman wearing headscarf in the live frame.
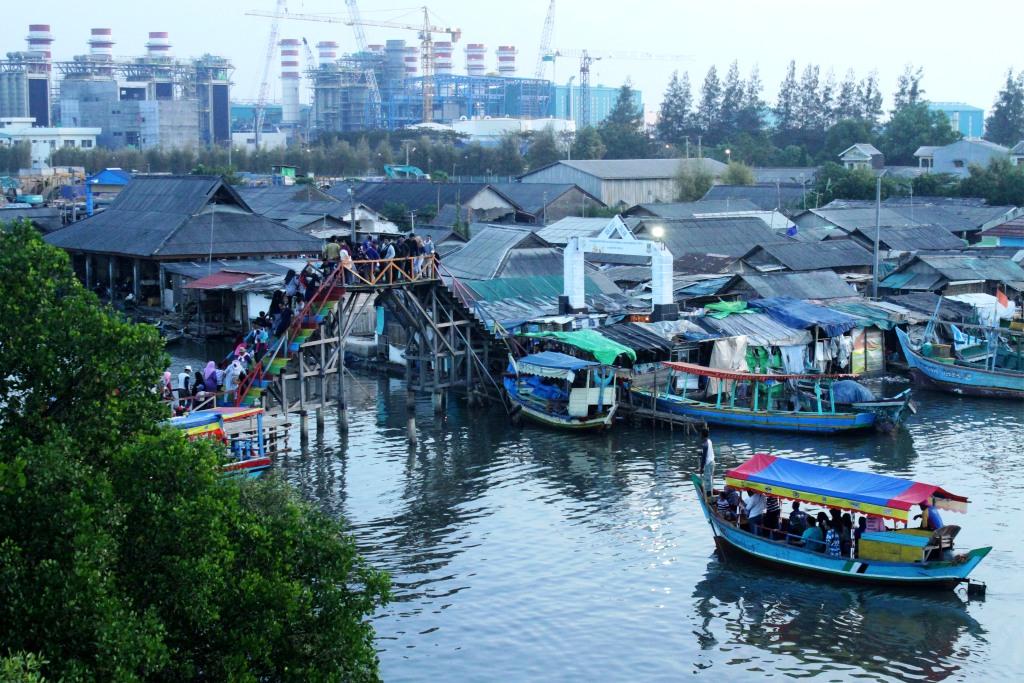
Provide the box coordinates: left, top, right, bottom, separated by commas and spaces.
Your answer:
161, 371, 174, 402
203, 361, 219, 393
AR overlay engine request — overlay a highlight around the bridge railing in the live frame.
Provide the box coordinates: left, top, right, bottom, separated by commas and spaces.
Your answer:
341, 254, 438, 288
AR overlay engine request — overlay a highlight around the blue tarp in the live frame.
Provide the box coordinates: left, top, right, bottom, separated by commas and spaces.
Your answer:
831, 380, 876, 404
749, 297, 860, 337
518, 351, 600, 373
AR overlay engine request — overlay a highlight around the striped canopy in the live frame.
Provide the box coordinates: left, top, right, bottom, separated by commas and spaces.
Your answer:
725, 454, 968, 522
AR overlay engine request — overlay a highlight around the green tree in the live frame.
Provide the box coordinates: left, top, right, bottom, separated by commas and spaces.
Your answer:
892, 64, 926, 112
695, 66, 722, 141
657, 70, 693, 145
961, 157, 1024, 206
834, 69, 861, 121
721, 161, 755, 185
814, 161, 908, 203
674, 162, 714, 201
820, 118, 876, 163
773, 60, 800, 142
878, 102, 960, 165
0, 222, 390, 681
597, 83, 650, 158
912, 172, 962, 197
494, 132, 525, 175
984, 69, 1024, 146
571, 126, 606, 160
525, 126, 562, 170
0, 141, 31, 173
736, 65, 765, 135
858, 71, 885, 131
717, 61, 745, 140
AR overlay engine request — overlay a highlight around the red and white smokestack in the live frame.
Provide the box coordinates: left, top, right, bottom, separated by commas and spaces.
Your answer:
433, 41, 453, 76
279, 38, 301, 125
146, 32, 172, 59
465, 43, 486, 77
315, 40, 338, 68
403, 46, 419, 77
26, 24, 53, 61
497, 45, 516, 76
88, 28, 114, 60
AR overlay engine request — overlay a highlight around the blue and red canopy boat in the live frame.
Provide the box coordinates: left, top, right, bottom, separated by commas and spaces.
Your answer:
169, 407, 272, 478
696, 454, 990, 590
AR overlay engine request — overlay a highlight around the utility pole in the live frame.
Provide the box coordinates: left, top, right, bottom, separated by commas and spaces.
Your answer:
683, 136, 689, 159
872, 170, 887, 299
697, 135, 702, 158
348, 185, 357, 244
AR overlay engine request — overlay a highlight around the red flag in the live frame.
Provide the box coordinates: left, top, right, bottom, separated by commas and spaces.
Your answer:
997, 289, 1010, 308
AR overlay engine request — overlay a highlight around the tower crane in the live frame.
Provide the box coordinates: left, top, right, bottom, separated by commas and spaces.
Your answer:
301, 38, 316, 131
246, 6, 461, 124
546, 49, 690, 127
253, 0, 287, 147
533, 0, 555, 79
343, 0, 383, 129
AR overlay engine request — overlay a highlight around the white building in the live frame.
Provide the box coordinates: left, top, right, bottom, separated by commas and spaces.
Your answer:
0, 117, 101, 169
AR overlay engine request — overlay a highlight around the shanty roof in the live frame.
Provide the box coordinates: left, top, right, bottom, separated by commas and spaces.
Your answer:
816, 199, 1017, 234
439, 225, 550, 280
412, 225, 466, 244
340, 181, 497, 214
839, 143, 882, 159
238, 184, 343, 215
521, 158, 727, 181
751, 167, 818, 184
635, 216, 792, 257
701, 183, 809, 211
981, 216, 1024, 239
848, 226, 965, 251
44, 175, 321, 259
0, 206, 64, 233
740, 239, 871, 271
626, 199, 761, 218
749, 297, 861, 336
696, 311, 812, 347
916, 254, 1024, 283
882, 292, 978, 322
722, 270, 859, 300
489, 182, 602, 217
535, 216, 620, 245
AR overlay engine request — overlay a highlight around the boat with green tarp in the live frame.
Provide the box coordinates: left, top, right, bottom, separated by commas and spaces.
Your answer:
504, 351, 618, 430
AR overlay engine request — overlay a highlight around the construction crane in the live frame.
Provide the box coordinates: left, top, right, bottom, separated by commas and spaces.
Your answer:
547, 49, 690, 127
245, 6, 461, 124
254, 0, 287, 148
533, 0, 555, 79
301, 38, 316, 132
344, 0, 383, 128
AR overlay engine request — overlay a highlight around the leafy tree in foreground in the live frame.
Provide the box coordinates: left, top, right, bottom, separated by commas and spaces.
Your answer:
721, 161, 755, 185
984, 69, 1024, 146
0, 222, 390, 682
961, 157, 1024, 206
674, 162, 714, 201
878, 102, 960, 165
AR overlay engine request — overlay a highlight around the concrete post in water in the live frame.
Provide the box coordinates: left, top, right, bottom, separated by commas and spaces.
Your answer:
316, 406, 325, 431
432, 391, 444, 414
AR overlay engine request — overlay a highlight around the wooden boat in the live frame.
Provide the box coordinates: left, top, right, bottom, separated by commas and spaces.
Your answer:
695, 453, 991, 590
896, 327, 1024, 399
169, 407, 272, 478
630, 362, 912, 434
504, 351, 617, 430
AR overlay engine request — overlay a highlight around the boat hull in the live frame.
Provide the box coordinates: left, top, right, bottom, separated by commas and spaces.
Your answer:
896, 327, 1024, 400
633, 389, 876, 434
509, 393, 616, 431
692, 475, 990, 590
222, 456, 272, 478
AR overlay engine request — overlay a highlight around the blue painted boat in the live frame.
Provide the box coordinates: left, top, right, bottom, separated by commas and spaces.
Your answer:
896, 327, 1024, 399
696, 454, 991, 590
631, 362, 911, 434
169, 407, 272, 478
505, 352, 617, 430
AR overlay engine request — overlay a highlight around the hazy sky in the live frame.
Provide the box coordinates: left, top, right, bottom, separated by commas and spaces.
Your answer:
7, 0, 1020, 119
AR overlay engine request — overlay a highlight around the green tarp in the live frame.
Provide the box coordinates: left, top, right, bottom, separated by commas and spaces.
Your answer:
523, 330, 637, 365
704, 300, 751, 319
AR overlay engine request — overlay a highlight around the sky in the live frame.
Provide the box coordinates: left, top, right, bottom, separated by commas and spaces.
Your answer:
6, 0, 1020, 121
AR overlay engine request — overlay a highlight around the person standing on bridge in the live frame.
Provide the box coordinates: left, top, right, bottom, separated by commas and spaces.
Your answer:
324, 236, 341, 273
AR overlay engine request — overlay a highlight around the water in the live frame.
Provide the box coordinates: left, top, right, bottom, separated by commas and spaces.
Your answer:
167, 347, 1024, 680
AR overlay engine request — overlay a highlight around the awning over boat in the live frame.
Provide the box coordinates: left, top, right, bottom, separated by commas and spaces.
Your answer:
662, 361, 855, 382
168, 410, 224, 440
724, 453, 969, 521
522, 330, 637, 365
517, 351, 601, 379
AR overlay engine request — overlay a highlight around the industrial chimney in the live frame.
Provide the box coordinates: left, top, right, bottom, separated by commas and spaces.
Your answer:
496, 45, 517, 76
88, 28, 114, 60
26, 24, 53, 62
279, 38, 301, 125
145, 31, 172, 59
315, 40, 338, 68
465, 43, 486, 77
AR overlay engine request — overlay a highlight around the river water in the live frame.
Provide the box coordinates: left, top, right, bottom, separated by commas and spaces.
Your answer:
169, 343, 1023, 681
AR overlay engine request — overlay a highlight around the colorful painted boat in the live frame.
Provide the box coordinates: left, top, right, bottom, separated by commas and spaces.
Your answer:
896, 327, 1024, 399
630, 362, 910, 434
696, 454, 990, 590
169, 407, 271, 478
505, 352, 617, 430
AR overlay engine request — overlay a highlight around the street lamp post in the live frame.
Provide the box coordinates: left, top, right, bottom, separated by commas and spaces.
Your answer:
725, 148, 732, 165
871, 169, 888, 299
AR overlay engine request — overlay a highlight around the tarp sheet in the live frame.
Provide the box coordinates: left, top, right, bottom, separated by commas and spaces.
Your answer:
725, 454, 969, 521
749, 297, 860, 337
698, 312, 812, 347
704, 300, 751, 319
831, 380, 876, 403
517, 351, 601, 380
707, 335, 748, 394
523, 330, 637, 365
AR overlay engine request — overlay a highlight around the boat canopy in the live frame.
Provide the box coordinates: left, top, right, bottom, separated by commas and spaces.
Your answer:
168, 410, 224, 440
663, 361, 856, 382
517, 351, 601, 380
724, 453, 969, 522
522, 330, 636, 365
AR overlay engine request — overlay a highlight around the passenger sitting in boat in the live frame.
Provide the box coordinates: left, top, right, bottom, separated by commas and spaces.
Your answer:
764, 496, 781, 537
743, 491, 766, 536
824, 519, 842, 558
799, 516, 824, 551
855, 516, 867, 556
787, 501, 809, 541
716, 490, 736, 521
840, 513, 854, 558
915, 500, 944, 531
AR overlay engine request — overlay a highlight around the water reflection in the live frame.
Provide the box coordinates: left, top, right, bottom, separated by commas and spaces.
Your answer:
691, 558, 986, 681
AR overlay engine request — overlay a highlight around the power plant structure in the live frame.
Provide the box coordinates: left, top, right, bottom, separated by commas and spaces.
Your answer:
0, 25, 233, 150
307, 39, 553, 133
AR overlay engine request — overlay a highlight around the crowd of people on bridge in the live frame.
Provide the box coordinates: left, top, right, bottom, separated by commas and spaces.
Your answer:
323, 234, 436, 284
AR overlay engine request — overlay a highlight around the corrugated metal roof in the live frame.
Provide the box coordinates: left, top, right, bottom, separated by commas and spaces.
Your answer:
237, 185, 347, 222
882, 292, 977, 321
0, 207, 63, 233
184, 271, 253, 290
878, 271, 944, 291
982, 217, 1024, 238
745, 239, 872, 271
438, 226, 545, 280
697, 311, 812, 347
849, 226, 965, 251
44, 176, 321, 259
635, 216, 792, 257
724, 270, 859, 300
335, 181, 498, 214
489, 183, 599, 216
522, 158, 726, 181
536, 216, 615, 245
917, 254, 1024, 282
702, 183, 808, 210
628, 199, 761, 218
